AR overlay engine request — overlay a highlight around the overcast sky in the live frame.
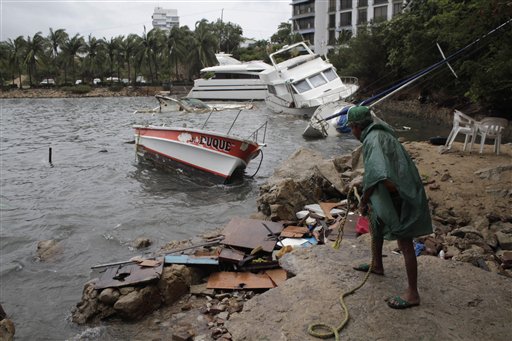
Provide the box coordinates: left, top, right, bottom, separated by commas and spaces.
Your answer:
0, 0, 291, 42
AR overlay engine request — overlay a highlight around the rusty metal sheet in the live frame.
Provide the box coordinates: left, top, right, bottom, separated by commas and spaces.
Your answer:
319, 202, 343, 220
280, 225, 310, 238
94, 258, 164, 289
221, 217, 283, 253
218, 248, 246, 263
265, 269, 287, 287
207, 271, 275, 289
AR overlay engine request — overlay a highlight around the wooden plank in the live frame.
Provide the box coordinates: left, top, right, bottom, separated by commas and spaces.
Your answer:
207, 271, 276, 289
221, 217, 283, 253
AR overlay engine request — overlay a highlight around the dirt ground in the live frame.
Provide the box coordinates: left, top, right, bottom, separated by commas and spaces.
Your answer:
405, 140, 511, 225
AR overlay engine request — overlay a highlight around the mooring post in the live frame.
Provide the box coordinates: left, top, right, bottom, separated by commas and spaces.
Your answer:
49, 147, 52, 164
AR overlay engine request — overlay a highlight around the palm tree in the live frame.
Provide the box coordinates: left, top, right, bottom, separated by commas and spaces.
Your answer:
23, 32, 45, 85
47, 28, 68, 78
120, 34, 141, 84
165, 26, 187, 81
61, 34, 85, 84
188, 20, 218, 79
1, 36, 26, 87
136, 27, 164, 84
104, 37, 120, 82
84, 34, 104, 83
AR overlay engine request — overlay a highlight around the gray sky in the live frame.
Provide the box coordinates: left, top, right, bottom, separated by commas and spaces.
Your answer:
0, 0, 291, 42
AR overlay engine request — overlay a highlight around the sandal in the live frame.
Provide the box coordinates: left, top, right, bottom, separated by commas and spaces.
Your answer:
386, 296, 420, 309
352, 263, 384, 275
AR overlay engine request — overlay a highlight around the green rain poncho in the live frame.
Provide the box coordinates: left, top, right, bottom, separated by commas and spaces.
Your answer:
360, 121, 433, 240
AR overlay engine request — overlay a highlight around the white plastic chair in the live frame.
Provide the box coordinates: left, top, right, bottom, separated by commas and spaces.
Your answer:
445, 110, 479, 152
475, 117, 508, 155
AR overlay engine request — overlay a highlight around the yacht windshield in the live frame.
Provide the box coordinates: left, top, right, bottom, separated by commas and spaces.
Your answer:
309, 73, 327, 87
324, 68, 338, 81
293, 79, 311, 93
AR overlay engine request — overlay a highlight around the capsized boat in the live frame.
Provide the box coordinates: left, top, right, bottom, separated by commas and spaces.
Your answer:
134, 95, 255, 114
133, 111, 267, 183
259, 42, 359, 117
187, 53, 271, 100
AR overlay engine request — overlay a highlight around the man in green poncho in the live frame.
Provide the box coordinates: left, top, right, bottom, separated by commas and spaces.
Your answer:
347, 105, 432, 309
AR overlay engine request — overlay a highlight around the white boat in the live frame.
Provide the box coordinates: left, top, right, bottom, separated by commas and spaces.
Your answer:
133, 113, 266, 183
133, 95, 255, 114
259, 42, 359, 117
187, 53, 271, 100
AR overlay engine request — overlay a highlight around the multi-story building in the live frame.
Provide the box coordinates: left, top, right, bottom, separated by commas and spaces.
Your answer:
152, 7, 180, 31
291, 0, 406, 55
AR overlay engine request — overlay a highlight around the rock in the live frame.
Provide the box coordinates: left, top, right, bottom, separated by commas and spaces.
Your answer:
172, 329, 195, 341
452, 246, 488, 265
119, 286, 135, 295
72, 280, 100, 324
157, 265, 192, 306
0, 318, 15, 341
113, 286, 161, 320
495, 231, 512, 250
98, 288, 120, 306
36, 239, 62, 261
474, 164, 512, 180
133, 237, 152, 249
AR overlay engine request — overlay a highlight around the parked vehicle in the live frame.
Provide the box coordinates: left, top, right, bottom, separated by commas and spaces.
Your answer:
40, 78, 56, 86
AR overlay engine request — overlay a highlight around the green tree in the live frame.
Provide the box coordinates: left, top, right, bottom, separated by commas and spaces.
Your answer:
60, 34, 85, 84
83, 35, 104, 83
47, 28, 68, 80
270, 22, 302, 46
1, 36, 26, 86
188, 20, 218, 79
23, 32, 46, 85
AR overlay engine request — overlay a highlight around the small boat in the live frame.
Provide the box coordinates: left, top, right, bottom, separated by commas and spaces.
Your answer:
133, 111, 266, 183
187, 53, 271, 100
259, 42, 359, 117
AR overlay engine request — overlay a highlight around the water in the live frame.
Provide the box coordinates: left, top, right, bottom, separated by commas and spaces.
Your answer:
0, 97, 452, 339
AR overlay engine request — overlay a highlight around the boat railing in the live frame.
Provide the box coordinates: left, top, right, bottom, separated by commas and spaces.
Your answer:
340, 76, 359, 86
248, 121, 268, 145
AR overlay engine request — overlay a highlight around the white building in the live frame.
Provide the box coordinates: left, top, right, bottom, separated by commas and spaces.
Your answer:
291, 0, 406, 55
152, 7, 180, 31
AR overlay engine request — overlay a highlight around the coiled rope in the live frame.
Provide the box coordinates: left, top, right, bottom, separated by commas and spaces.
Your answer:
307, 187, 375, 340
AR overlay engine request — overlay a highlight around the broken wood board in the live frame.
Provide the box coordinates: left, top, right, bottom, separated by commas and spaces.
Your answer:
207, 269, 287, 290
221, 217, 283, 253
94, 258, 164, 289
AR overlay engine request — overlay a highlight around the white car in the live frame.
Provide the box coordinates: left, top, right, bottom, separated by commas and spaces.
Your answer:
75, 80, 82, 85
93, 78, 101, 85
40, 78, 56, 85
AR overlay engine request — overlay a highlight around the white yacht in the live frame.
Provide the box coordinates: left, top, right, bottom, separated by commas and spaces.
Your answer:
259, 42, 359, 117
187, 53, 271, 101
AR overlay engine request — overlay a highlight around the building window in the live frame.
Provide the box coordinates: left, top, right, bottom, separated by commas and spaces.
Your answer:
294, 2, 315, 16
373, 5, 388, 22
358, 0, 368, 6
329, 0, 337, 12
358, 9, 367, 24
329, 14, 336, 29
340, 0, 352, 10
303, 33, 315, 45
374, 0, 388, 4
340, 12, 352, 26
393, 2, 403, 15
297, 17, 315, 30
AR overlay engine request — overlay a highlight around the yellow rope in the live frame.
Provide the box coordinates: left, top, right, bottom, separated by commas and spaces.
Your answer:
308, 187, 374, 340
